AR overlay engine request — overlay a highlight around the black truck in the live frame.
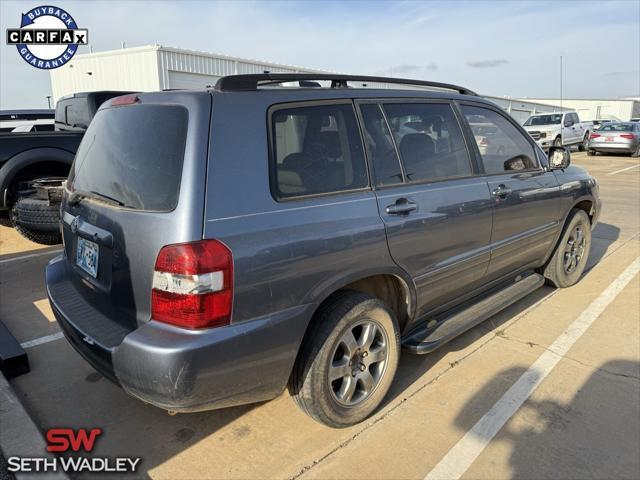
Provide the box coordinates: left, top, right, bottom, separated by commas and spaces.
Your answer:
0, 91, 130, 244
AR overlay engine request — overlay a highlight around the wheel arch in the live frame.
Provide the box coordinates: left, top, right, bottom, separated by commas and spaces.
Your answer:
303, 269, 417, 336
0, 148, 74, 209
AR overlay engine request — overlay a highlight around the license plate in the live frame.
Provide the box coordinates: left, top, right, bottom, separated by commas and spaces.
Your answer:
76, 237, 99, 278
606, 137, 614, 142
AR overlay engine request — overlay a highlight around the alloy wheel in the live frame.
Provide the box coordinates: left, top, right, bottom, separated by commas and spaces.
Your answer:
329, 320, 389, 406
564, 225, 586, 273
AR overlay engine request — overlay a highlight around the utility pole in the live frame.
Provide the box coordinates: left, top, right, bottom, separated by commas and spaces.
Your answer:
46, 95, 51, 109
560, 55, 563, 111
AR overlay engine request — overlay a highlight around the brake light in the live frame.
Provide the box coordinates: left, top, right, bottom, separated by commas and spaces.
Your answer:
620, 134, 635, 139
590, 133, 601, 139
151, 240, 233, 329
109, 94, 140, 107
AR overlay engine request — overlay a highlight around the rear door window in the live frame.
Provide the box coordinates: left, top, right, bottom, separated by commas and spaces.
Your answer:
69, 105, 188, 211
271, 103, 368, 199
461, 105, 538, 174
382, 102, 471, 183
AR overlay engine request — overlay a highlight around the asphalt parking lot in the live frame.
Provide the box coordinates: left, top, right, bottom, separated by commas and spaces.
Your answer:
1, 152, 638, 480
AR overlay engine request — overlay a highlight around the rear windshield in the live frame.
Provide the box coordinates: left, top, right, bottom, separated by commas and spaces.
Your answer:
69, 105, 188, 211
599, 123, 634, 132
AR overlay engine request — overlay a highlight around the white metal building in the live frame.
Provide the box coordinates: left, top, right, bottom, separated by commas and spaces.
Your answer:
50, 45, 328, 102
518, 98, 640, 122
50, 44, 563, 124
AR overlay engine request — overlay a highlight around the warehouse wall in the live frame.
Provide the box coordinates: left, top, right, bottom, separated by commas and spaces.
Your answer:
50, 46, 161, 102
522, 98, 639, 121
156, 46, 319, 90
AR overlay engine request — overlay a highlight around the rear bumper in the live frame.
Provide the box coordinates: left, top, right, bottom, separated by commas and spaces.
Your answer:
588, 142, 637, 153
46, 255, 313, 412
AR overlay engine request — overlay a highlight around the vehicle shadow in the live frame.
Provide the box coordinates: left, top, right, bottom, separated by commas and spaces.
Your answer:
451, 361, 640, 479
585, 222, 620, 272
384, 221, 619, 409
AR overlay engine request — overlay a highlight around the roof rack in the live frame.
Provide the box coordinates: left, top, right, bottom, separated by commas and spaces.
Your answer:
214, 73, 477, 96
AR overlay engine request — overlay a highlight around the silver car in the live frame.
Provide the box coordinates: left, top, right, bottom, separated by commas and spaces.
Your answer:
588, 122, 640, 157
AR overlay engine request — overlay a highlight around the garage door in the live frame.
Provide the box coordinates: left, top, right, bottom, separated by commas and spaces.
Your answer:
168, 71, 221, 90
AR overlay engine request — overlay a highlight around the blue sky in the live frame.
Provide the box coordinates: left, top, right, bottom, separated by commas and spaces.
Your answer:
1, 0, 639, 109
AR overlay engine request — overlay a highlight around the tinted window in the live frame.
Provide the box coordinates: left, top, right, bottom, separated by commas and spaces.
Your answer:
599, 123, 634, 132
462, 105, 538, 174
69, 105, 188, 211
359, 104, 403, 187
382, 103, 471, 182
271, 103, 368, 198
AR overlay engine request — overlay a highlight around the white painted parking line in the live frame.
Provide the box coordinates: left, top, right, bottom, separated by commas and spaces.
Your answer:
0, 248, 62, 265
20, 331, 64, 349
607, 164, 640, 176
425, 256, 640, 480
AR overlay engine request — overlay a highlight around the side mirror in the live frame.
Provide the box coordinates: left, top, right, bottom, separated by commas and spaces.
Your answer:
548, 146, 571, 170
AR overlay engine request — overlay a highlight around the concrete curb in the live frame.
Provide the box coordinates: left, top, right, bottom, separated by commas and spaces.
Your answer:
0, 373, 68, 480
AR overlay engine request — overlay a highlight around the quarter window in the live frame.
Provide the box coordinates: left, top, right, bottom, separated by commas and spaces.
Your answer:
461, 105, 538, 174
271, 104, 368, 199
382, 103, 472, 183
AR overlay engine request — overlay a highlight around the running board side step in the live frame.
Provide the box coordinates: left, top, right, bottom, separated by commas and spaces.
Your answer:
403, 274, 545, 354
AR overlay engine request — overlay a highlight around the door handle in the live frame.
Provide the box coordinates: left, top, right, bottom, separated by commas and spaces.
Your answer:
491, 184, 512, 199
386, 198, 417, 215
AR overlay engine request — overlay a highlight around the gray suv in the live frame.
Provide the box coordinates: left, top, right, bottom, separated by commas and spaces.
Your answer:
46, 74, 601, 428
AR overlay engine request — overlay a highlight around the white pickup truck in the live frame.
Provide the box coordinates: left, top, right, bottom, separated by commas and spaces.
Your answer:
523, 111, 593, 151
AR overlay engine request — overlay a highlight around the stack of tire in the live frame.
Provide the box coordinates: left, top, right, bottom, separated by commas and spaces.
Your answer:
11, 194, 62, 245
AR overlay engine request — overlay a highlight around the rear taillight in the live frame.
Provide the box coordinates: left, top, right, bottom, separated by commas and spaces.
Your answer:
620, 134, 635, 139
151, 240, 233, 329
590, 133, 601, 139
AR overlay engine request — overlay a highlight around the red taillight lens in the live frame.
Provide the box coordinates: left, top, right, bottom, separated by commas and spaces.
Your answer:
590, 133, 601, 139
109, 94, 140, 107
620, 134, 635, 139
151, 240, 233, 329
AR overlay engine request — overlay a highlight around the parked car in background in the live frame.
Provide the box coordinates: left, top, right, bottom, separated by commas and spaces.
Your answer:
47, 74, 600, 429
588, 122, 640, 157
592, 119, 614, 130
0, 109, 54, 133
523, 111, 593, 150
0, 91, 132, 244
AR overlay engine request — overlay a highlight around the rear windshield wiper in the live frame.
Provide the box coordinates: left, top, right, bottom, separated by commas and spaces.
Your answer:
68, 189, 125, 207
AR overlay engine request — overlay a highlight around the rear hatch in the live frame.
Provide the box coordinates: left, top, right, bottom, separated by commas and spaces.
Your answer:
54, 91, 211, 346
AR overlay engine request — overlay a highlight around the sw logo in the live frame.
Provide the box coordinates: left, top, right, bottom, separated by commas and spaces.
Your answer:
46, 428, 102, 452
5, 5, 88, 69
7, 427, 141, 473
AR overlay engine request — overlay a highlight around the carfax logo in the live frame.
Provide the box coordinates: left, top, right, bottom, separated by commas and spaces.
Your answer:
6, 5, 88, 69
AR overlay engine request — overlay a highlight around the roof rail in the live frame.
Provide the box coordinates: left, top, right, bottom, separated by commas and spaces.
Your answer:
214, 73, 477, 96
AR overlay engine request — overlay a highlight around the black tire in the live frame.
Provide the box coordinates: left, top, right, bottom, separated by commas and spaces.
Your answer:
542, 209, 591, 288
289, 290, 400, 428
631, 145, 640, 158
553, 136, 562, 147
11, 195, 62, 245
578, 133, 589, 152
587, 150, 596, 156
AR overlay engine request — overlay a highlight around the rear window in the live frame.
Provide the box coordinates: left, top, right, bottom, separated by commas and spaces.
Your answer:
69, 105, 188, 211
599, 123, 634, 132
